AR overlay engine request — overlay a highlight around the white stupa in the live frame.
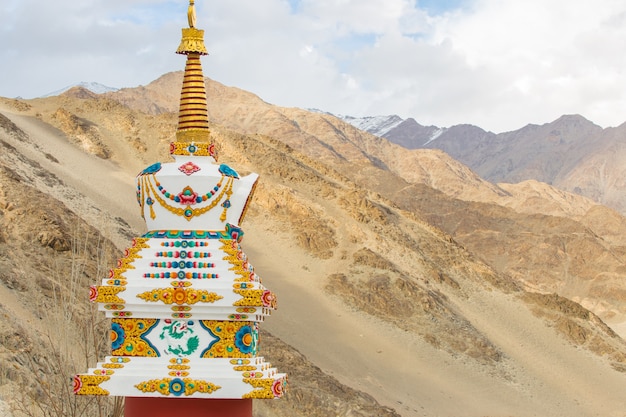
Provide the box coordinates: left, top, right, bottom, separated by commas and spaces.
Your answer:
74, 1, 287, 403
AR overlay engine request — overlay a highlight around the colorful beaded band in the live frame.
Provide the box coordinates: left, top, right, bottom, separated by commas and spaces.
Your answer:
155, 251, 211, 259
161, 241, 208, 247
150, 262, 215, 268
143, 272, 219, 279
143, 225, 244, 242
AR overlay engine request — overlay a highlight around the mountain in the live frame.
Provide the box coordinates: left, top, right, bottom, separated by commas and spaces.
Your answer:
42, 81, 119, 97
330, 114, 405, 138
339, 115, 447, 148
341, 113, 626, 215
1, 74, 626, 416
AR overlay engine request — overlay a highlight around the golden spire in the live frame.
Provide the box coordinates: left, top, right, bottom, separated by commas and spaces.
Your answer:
175, 0, 211, 145
188, 0, 197, 28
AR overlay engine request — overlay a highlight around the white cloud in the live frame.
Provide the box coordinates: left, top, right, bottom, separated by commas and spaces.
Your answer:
2, 0, 626, 132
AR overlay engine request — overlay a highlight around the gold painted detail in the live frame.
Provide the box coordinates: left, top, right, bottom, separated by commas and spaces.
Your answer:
73, 375, 110, 396
92, 369, 115, 376
233, 288, 265, 307
171, 306, 192, 313
169, 140, 217, 157
108, 268, 128, 281
111, 318, 159, 357
169, 371, 190, 377
243, 371, 263, 378
176, 28, 208, 55
116, 256, 136, 270
92, 286, 126, 304
176, 129, 212, 147
137, 287, 223, 305
234, 365, 256, 372
176, 128, 211, 144
114, 239, 146, 269
102, 363, 124, 369
220, 239, 240, 256
135, 378, 220, 396
242, 378, 281, 399
200, 320, 256, 359
124, 238, 149, 260
168, 366, 190, 371
221, 239, 256, 281
168, 358, 190, 376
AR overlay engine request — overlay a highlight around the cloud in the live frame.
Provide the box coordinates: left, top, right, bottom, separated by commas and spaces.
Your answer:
2, 0, 626, 132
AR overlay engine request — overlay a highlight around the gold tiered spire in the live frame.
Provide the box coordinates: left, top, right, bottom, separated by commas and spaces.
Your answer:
175, 0, 211, 145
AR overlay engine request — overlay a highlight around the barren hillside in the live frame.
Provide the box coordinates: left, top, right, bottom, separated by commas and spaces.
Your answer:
1, 79, 626, 417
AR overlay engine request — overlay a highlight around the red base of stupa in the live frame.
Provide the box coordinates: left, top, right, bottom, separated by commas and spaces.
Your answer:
124, 397, 252, 417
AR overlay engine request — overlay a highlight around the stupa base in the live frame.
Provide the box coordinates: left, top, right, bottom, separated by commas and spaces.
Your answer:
124, 397, 252, 417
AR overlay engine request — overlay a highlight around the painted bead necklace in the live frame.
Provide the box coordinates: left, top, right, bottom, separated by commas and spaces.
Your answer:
140, 174, 234, 221
155, 179, 223, 205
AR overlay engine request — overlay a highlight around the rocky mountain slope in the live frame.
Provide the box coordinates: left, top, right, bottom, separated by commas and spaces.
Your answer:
1, 74, 626, 416
346, 113, 626, 215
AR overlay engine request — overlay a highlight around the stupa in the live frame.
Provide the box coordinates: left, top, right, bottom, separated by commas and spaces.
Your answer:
73, 2, 287, 416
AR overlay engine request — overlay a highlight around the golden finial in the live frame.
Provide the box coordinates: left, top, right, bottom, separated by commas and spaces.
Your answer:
188, 0, 197, 28
176, 0, 208, 56
172, 0, 214, 151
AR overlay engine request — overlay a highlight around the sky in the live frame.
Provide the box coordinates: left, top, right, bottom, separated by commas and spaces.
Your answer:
2, 0, 626, 133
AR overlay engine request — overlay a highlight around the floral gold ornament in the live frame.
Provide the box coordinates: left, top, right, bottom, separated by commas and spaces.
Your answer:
169, 141, 218, 159
199, 320, 258, 358
90, 285, 126, 304
136, 287, 223, 305
242, 377, 287, 399
110, 318, 159, 357
73, 375, 111, 396
135, 378, 220, 397
232, 287, 276, 308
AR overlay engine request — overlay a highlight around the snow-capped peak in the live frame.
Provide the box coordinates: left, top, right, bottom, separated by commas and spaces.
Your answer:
42, 82, 119, 97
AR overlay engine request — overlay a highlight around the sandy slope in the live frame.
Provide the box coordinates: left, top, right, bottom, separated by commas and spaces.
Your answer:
2, 104, 626, 417
0, 104, 145, 244
245, 224, 626, 417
